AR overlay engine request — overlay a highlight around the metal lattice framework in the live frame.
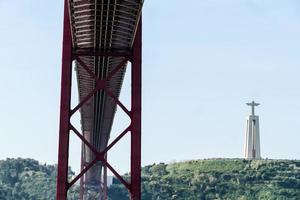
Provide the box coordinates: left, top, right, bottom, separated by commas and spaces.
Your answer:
56, 0, 143, 199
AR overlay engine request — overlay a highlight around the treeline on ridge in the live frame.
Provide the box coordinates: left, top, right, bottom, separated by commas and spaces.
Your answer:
0, 158, 299, 199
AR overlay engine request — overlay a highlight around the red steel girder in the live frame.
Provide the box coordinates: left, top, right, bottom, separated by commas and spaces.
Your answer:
72, 48, 132, 58
56, 1, 142, 199
56, 0, 72, 198
130, 17, 142, 200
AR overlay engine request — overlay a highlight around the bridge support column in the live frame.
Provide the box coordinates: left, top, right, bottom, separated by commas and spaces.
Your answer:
130, 18, 142, 200
56, 1, 142, 199
56, 0, 72, 199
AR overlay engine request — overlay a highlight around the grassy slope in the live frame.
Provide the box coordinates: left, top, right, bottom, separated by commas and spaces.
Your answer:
139, 159, 300, 200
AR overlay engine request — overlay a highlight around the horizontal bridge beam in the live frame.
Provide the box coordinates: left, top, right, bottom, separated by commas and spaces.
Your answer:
72, 48, 132, 58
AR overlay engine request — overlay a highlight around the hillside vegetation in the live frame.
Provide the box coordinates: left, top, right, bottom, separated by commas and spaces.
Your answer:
0, 158, 299, 199
137, 159, 300, 200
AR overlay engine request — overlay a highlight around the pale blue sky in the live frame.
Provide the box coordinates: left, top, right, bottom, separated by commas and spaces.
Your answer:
0, 0, 300, 174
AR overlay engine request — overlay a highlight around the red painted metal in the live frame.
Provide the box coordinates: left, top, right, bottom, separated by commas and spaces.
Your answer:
56, 1, 142, 199
130, 17, 142, 200
79, 142, 85, 200
56, 0, 72, 199
70, 57, 129, 116
102, 154, 108, 200
73, 48, 132, 58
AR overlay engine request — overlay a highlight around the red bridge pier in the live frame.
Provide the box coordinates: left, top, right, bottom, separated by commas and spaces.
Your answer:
56, 1, 142, 199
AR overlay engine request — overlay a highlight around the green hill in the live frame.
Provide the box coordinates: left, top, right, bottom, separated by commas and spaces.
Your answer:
111, 159, 300, 200
0, 158, 299, 199
0, 158, 78, 200
137, 159, 300, 200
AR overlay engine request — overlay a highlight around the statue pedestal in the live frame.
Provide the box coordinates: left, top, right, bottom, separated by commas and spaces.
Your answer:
244, 115, 261, 159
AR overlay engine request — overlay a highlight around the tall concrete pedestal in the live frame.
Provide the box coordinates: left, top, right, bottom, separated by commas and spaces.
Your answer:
244, 101, 261, 159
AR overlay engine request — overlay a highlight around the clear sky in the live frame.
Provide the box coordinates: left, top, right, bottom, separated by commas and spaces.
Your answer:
0, 0, 300, 174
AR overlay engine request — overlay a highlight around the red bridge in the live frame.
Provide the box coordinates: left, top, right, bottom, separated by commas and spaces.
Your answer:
56, 0, 144, 199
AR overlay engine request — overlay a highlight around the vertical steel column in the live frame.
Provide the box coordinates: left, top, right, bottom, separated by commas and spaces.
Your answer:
56, 0, 72, 199
79, 142, 85, 200
103, 154, 108, 200
130, 18, 142, 200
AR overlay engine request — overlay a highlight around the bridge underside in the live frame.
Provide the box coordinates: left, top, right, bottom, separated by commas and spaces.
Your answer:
56, 0, 143, 199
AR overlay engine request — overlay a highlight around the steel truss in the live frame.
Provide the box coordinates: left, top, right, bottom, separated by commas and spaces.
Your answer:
56, 1, 142, 199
